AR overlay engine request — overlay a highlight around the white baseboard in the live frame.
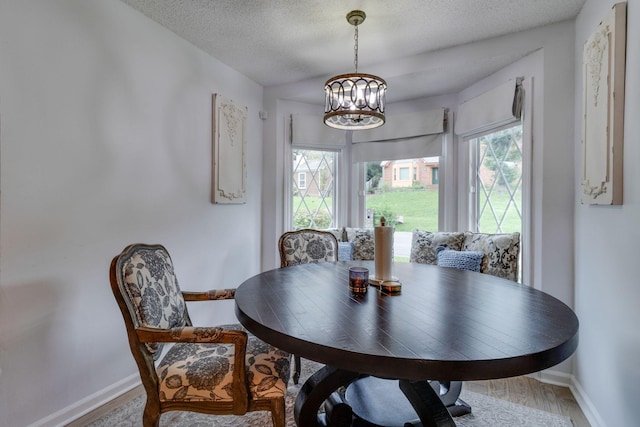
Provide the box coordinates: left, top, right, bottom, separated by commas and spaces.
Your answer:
28, 374, 141, 427
535, 368, 574, 387
568, 377, 607, 427
532, 369, 606, 427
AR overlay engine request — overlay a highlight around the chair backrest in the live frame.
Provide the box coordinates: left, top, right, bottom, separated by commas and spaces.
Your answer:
278, 229, 339, 267
110, 243, 191, 360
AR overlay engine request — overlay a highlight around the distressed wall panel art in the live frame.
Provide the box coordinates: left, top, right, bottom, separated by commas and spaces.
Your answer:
211, 94, 247, 204
581, 2, 626, 205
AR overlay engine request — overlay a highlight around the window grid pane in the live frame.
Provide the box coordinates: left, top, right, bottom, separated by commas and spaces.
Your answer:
473, 125, 522, 234
292, 149, 336, 229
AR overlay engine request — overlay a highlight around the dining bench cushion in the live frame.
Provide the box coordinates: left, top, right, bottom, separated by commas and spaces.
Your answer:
409, 230, 465, 265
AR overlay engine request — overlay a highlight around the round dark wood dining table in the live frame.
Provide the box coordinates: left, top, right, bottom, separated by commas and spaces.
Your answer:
234, 261, 579, 427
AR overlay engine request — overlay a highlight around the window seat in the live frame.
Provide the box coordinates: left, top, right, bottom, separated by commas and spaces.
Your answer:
319, 227, 520, 282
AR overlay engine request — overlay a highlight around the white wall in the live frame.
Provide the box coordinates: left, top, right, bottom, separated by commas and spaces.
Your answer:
574, 1, 640, 426
2, 0, 637, 425
0, 1, 265, 425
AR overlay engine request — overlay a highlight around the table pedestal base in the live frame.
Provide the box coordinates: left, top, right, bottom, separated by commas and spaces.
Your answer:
346, 377, 470, 427
294, 365, 469, 427
294, 365, 362, 427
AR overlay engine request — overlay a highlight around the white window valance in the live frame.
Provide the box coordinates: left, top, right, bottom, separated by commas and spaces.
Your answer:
291, 108, 445, 161
352, 134, 442, 162
351, 108, 445, 162
290, 114, 346, 149
455, 78, 524, 136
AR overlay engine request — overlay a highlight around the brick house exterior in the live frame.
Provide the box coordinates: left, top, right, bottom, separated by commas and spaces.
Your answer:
380, 157, 440, 189
293, 156, 332, 197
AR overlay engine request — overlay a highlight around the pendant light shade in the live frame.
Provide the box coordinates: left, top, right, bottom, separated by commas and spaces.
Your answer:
324, 11, 387, 130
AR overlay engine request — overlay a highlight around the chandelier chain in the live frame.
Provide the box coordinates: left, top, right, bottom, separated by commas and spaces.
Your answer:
353, 24, 359, 73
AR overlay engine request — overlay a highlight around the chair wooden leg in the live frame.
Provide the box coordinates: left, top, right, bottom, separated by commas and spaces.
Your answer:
142, 399, 160, 427
293, 355, 301, 385
270, 396, 286, 427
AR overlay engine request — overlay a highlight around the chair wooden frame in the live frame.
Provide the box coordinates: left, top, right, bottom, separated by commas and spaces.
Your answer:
110, 243, 285, 427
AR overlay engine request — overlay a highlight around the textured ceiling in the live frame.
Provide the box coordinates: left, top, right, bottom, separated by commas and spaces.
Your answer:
121, 0, 586, 102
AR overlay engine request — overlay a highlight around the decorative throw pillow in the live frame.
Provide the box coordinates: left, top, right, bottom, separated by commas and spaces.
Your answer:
338, 242, 354, 261
436, 246, 483, 272
462, 232, 520, 281
409, 230, 465, 265
323, 227, 346, 243
345, 228, 375, 260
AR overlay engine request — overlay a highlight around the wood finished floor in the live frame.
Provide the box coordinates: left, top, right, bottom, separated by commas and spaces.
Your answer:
464, 375, 591, 427
70, 375, 591, 426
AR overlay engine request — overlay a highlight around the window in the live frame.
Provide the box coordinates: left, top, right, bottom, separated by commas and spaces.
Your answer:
399, 167, 410, 181
365, 157, 440, 262
291, 149, 336, 229
432, 167, 439, 185
469, 125, 522, 234
455, 79, 527, 283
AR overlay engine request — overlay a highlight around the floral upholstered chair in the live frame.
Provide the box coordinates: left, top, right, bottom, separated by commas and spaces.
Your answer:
109, 244, 291, 427
278, 228, 339, 268
277, 229, 339, 383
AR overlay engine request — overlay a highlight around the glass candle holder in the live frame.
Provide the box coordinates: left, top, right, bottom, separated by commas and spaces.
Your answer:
349, 267, 369, 294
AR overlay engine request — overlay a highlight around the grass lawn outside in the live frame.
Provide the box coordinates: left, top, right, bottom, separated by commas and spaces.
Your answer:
293, 187, 521, 234
476, 189, 522, 233
366, 190, 438, 232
